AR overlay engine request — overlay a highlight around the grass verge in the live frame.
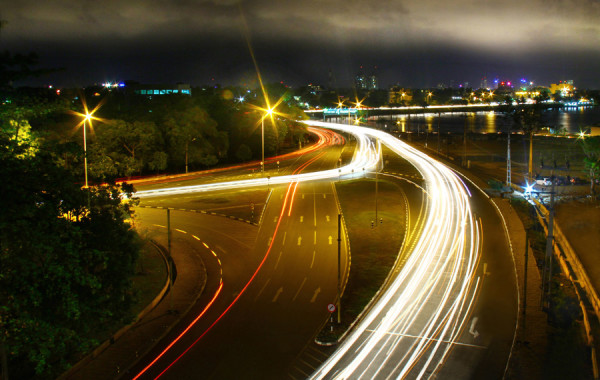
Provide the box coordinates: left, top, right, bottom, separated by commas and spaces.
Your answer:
317, 178, 407, 343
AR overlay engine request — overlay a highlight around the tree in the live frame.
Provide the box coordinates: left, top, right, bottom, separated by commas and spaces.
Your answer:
164, 106, 218, 172
0, 132, 140, 378
94, 119, 163, 177
581, 136, 600, 199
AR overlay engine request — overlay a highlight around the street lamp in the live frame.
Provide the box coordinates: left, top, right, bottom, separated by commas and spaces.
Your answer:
261, 107, 274, 174
82, 112, 92, 188
70, 96, 104, 189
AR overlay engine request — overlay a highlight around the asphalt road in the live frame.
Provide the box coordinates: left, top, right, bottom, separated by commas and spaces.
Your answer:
127, 123, 518, 379
129, 133, 352, 379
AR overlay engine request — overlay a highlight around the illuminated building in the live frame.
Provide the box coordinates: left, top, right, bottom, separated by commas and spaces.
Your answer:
549, 80, 575, 96
130, 83, 192, 96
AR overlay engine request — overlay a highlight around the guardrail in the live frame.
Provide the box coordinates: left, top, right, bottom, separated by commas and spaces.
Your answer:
519, 187, 600, 379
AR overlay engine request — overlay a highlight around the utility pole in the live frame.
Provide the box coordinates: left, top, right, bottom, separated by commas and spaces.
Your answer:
540, 182, 556, 310
167, 209, 173, 311
523, 230, 529, 327
463, 113, 468, 166
337, 213, 342, 324
507, 124, 512, 187
437, 112, 441, 154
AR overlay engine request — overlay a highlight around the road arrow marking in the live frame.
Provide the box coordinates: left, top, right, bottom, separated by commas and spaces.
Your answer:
298, 236, 302, 245
328, 236, 333, 244
469, 317, 480, 339
311, 287, 321, 303
483, 263, 490, 276
272, 287, 283, 302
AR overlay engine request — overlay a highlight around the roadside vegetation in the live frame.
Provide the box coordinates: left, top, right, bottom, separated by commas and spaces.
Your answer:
510, 197, 592, 379
317, 179, 406, 343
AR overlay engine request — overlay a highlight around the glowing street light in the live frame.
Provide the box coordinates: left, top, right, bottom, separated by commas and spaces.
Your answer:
70, 97, 105, 189
261, 106, 274, 174
83, 113, 91, 188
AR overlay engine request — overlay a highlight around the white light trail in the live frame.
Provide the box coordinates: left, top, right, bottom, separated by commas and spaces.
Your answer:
306, 121, 481, 379
135, 126, 379, 198
135, 120, 481, 379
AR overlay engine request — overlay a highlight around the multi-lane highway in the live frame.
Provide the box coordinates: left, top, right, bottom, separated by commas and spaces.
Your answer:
128, 121, 516, 379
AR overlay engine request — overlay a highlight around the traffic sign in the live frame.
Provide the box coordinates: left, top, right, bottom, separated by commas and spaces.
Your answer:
327, 303, 336, 313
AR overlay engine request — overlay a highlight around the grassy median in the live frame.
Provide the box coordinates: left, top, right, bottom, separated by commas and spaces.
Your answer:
318, 178, 407, 343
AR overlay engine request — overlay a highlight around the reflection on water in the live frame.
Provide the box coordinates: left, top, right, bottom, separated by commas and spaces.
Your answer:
369, 106, 600, 134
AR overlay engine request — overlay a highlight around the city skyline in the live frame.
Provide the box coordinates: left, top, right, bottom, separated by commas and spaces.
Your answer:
2, 1, 600, 88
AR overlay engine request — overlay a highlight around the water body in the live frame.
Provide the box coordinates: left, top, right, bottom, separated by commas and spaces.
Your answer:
362, 106, 600, 135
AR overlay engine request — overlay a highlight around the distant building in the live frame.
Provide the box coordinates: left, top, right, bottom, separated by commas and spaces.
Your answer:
368, 75, 378, 90
355, 67, 367, 90
549, 80, 575, 96
129, 83, 192, 96
496, 80, 513, 94
355, 66, 378, 90
480, 77, 488, 90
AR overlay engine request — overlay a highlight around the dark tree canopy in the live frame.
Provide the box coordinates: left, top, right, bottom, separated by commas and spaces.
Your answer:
0, 131, 140, 378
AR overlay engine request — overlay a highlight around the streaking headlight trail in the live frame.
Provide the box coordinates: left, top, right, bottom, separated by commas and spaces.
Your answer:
306, 121, 481, 379
135, 126, 379, 198
135, 119, 480, 379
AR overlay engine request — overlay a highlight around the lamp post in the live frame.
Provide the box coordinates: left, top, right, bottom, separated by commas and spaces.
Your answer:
83, 113, 91, 188
261, 107, 274, 175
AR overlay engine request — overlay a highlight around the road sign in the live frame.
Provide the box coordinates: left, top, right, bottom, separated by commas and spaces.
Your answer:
327, 303, 336, 313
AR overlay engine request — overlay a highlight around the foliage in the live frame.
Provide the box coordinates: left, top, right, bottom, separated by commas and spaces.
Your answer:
94, 119, 163, 177
0, 131, 140, 377
164, 106, 219, 168
580, 135, 600, 198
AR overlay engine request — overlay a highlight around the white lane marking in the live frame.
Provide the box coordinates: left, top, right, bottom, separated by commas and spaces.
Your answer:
298, 236, 302, 246
272, 287, 283, 302
311, 287, 321, 303
323, 194, 326, 199
254, 278, 271, 301
314, 231, 317, 244
328, 236, 333, 245
293, 277, 308, 301
326, 215, 330, 222
274, 216, 278, 223
300, 216, 304, 223
311, 250, 316, 268
282, 232, 287, 245
274, 251, 283, 270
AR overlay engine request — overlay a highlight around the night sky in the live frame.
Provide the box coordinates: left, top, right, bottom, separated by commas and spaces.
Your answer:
3, 0, 600, 89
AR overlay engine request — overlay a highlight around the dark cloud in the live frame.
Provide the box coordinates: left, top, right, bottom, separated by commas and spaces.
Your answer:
2, 0, 599, 88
